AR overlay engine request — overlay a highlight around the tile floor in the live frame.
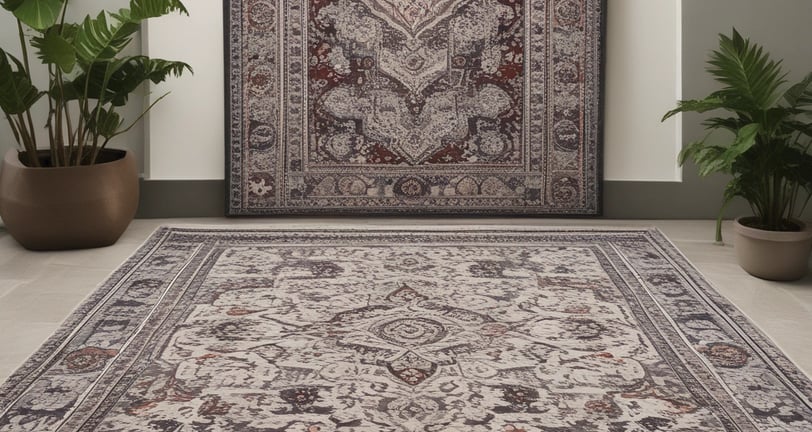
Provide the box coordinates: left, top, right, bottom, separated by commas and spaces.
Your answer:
0, 219, 810, 384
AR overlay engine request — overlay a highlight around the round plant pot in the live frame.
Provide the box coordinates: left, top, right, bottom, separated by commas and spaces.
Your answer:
0, 149, 139, 251
733, 217, 812, 281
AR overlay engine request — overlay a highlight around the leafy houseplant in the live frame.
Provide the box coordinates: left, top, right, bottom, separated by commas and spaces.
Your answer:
663, 29, 812, 239
0, 0, 191, 167
663, 29, 812, 280
0, 0, 191, 250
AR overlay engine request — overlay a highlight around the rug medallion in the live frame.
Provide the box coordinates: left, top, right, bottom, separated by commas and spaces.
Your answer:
226, 0, 604, 215
1, 228, 810, 431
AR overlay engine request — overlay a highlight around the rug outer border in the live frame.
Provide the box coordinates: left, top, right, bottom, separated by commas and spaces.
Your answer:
222, 0, 607, 217
1, 224, 810, 417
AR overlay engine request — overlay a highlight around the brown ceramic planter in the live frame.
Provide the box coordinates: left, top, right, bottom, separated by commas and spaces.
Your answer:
733, 217, 812, 281
0, 149, 139, 250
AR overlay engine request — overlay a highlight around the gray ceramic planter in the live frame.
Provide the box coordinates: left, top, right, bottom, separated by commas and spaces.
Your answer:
733, 217, 812, 281
0, 149, 139, 250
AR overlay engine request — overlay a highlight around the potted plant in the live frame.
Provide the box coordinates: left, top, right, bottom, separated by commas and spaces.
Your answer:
0, 0, 191, 250
663, 28, 812, 281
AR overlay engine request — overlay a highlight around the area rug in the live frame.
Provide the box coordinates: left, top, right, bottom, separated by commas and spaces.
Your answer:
2, 228, 811, 431
225, 0, 604, 215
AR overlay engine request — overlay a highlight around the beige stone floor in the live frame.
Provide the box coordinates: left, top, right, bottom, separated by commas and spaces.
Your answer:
0, 219, 810, 384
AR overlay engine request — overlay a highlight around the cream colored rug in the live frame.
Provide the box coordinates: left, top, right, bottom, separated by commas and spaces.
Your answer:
1, 228, 810, 431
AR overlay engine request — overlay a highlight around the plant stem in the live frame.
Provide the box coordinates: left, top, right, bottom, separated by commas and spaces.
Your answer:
76, 61, 97, 165
758, 155, 770, 223
56, 2, 72, 165
112, 92, 171, 138
16, 20, 39, 156
75, 96, 86, 165
55, 72, 76, 163
64, 99, 75, 159
16, 21, 31, 77
5, 114, 22, 148
24, 109, 38, 155
46, 67, 57, 166
91, 137, 111, 164
715, 214, 724, 244
772, 172, 781, 229
51, 64, 67, 167
14, 114, 39, 167
89, 130, 101, 165
87, 61, 116, 165
58, 0, 68, 27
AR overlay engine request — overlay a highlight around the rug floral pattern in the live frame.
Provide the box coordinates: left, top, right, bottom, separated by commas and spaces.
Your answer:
1, 229, 810, 431
226, 0, 603, 215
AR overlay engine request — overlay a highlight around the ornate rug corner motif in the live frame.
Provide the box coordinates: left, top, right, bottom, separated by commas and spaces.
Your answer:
1, 227, 811, 431
226, 0, 604, 215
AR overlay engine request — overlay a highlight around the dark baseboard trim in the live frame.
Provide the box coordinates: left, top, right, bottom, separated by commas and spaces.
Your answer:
138, 179, 785, 219
137, 180, 226, 218
603, 180, 748, 219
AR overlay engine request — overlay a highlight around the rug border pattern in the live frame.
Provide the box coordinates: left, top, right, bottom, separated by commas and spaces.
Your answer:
224, 0, 607, 216
1, 227, 810, 430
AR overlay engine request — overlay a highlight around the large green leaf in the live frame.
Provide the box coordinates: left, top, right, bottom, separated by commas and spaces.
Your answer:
67, 56, 191, 106
65, 61, 117, 102
86, 106, 122, 139
129, 0, 188, 20
0, 48, 44, 115
104, 56, 191, 106
723, 177, 746, 203
718, 123, 761, 167
31, 26, 76, 73
784, 72, 812, 108
4, 0, 64, 30
679, 124, 759, 177
701, 116, 743, 133
707, 28, 786, 112
661, 97, 725, 121
74, 11, 139, 65
0, 0, 24, 11
678, 139, 725, 169
50, 78, 80, 102
138, 57, 191, 83
694, 146, 729, 176
762, 107, 794, 134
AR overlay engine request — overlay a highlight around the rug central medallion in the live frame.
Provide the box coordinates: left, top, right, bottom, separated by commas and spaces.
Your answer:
1, 229, 811, 431
361, 0, 466, 37
226, 0, 605, 215
312, 0, 518, 165
328, 284, 499, 386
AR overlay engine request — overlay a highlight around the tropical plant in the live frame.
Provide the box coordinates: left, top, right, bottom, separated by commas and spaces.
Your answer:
0, 0, 191, 168
663, 28, 812, 242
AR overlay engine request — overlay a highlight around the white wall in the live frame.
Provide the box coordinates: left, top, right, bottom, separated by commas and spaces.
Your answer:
142, 3, 224, 180
604, 0, 682, 181
144, 0, 684, 181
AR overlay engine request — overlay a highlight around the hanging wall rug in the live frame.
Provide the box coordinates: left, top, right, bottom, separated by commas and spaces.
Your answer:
226, 0, 604, 215
1, 227, 810, 431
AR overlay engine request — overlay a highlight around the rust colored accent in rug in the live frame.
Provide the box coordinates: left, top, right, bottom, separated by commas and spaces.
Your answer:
2, 228, 810, 431
225, 0, 604, 215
